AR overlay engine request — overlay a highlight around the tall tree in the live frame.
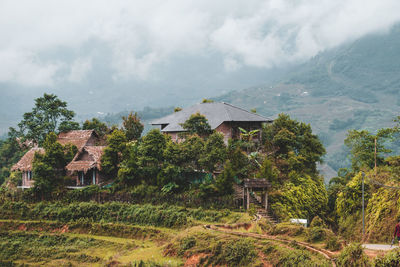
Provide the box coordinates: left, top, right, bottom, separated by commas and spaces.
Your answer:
101, 129, 127, 179
137, 129, 166, 184
17, 93, 77, 145
263, 113, 325, 175
122, 112, 144, 141
181, 112, 213, 136
344, 128, 394, 171
199, 132, 227, 172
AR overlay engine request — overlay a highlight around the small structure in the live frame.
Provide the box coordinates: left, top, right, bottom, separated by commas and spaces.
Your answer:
66, 146, 107, 188
243, 178, 271, 211
151, 102, 272, 143
11, 130, 102, 189
11, 147, 44, 188
57, 129, 99, 149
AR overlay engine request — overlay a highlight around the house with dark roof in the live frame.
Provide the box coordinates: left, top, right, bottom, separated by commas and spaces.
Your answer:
12, 130, 106, 189
151, 102, 272, 143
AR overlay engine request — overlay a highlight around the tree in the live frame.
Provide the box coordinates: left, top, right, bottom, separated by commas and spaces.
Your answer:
137, 129, 166, 184
215, 160, 235, 195
122, 112, 144, 141
202, 99, 214, 103
17, 93, 77, 145
181, 112, 212, 136
239, 127, 260, 153
263, 113, 325, 175
82, 118, 109, 138
0, 131, 26, 185
345, 128, 394, 171
101, 129, 127, 179
58, 121, 80, 132
199, 132, 227, 172
117, 141, 140, 186
33, 132, 77, 199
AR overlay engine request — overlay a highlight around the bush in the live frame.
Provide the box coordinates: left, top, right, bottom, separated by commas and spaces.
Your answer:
336, 243, 370, 267
219, 239, 257, 266
374, 249, 400, 267
307, 226, 325, 243
325, 236, 341, 251
277, 250, 315, 267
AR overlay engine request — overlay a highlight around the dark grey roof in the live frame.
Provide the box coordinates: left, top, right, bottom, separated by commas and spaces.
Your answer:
151, 102, 272, 132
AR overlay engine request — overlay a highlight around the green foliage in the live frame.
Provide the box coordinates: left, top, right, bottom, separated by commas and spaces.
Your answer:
257, 157, 279, 185
310, 216, 325, 228
374, 249, 400, 267
277, 250, 315, 267
201, 99, 214, 103
215, 160, 235, 195
336, 172, 370, 219
33, 132, 77, 198
82, 118, 109, 138
180, 112, 212, 136
0, 201, 188, 228
137, 129, 166, 185
0, 133, 25, 185
101, 129, 127, 178
122, 112, 144, 141
17, 93, 77, 145
307, 226, 325, 242
208, 239, 257, 266
325, 236, 341, 251
199, 132, 227, 172
270, 172, 328, 220
0, 231, 103, 263
117, 141, 140, 186
336, 243, 370, 267
263, 113, 325, 175
345, 128, 395, 171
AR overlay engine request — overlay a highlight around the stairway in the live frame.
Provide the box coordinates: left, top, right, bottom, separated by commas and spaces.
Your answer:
233, 183, 279, 224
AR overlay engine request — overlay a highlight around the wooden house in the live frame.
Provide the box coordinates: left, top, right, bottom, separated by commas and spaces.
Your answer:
11, 130, 105, 189
151, 102, 272, 143
66, 146, 107, 187
11, 147, 44, 188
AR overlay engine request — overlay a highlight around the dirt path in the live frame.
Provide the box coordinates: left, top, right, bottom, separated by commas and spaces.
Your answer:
205, 224, 336, 267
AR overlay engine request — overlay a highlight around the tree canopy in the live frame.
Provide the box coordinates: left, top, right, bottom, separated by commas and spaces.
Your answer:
16, 93, 78, 145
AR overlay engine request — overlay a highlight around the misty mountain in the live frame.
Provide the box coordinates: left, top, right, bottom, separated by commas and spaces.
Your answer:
215, 25, 400, 178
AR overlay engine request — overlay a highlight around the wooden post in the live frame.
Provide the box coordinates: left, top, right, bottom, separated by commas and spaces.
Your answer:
247, 188, 250, 210
265, 191, 268, 212
243, 186, 245, 210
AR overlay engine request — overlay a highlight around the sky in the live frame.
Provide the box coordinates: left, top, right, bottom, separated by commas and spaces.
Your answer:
1, 0, 400, 125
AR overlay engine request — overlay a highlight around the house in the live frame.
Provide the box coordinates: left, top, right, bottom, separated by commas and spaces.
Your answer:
11, 147, 44, 188
151, 102, 272, 143
11, 130, 106, 189
66, 146, 107, 187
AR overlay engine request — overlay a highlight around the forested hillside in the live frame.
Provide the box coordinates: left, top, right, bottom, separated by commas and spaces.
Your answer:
215, 25, 400, 177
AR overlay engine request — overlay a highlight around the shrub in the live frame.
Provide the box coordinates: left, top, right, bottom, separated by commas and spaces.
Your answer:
220, 239, 257, 266
374, 249, 400, 267
307, 226, 325, 242
325, 236, 341, 251
336, 243, 370, 267
277, 250, 315, 267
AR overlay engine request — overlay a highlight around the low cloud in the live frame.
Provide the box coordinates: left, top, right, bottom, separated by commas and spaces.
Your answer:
1, 0, 400, 86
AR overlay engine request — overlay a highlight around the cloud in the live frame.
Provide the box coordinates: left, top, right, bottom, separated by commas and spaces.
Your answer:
0, 0, 400, 85
67, 57, 92, 83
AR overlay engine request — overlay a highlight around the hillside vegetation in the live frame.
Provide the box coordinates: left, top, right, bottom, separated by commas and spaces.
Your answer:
215, 25, 400, 178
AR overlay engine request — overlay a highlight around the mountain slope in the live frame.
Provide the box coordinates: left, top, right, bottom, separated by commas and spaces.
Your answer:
215, 25, 400, 178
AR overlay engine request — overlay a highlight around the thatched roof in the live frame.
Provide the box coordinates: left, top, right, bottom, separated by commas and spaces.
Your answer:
151, 102, 272, 132
11, 147, 44, 172
66, 146, 106, 173
57, 130, 96, 149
